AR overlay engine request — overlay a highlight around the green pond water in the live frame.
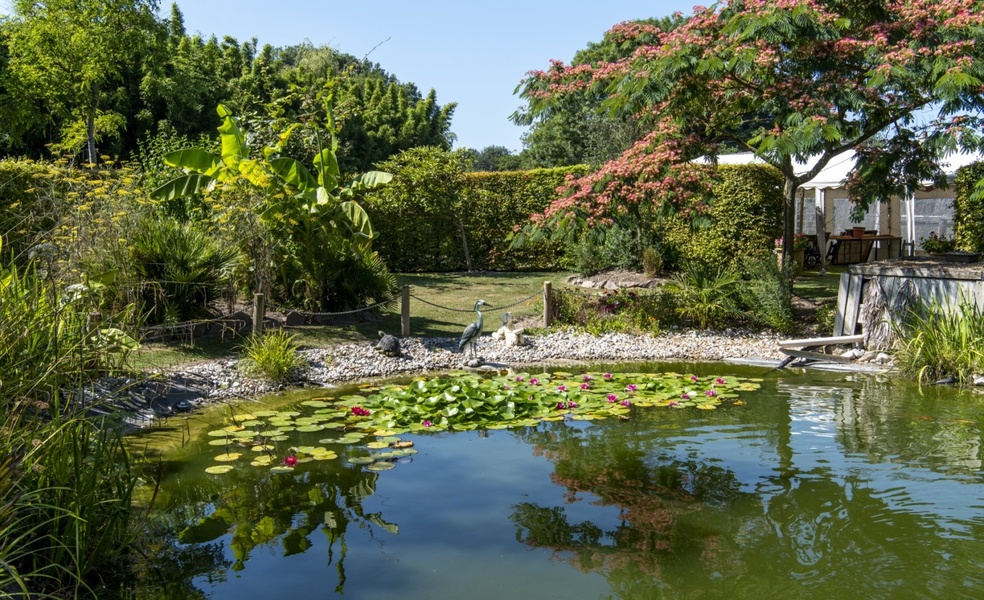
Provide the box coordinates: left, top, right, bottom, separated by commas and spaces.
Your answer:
136, 363, 984, 599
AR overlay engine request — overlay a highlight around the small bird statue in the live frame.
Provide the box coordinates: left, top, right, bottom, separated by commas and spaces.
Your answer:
458, 299, 491, 358
374, 331, 402, 357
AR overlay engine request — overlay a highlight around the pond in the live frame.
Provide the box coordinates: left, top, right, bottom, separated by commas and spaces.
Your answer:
134, 363, 984, 599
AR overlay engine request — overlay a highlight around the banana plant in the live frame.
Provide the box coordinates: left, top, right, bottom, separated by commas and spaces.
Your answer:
151, 104, 268, 202
264, 98, 392, 253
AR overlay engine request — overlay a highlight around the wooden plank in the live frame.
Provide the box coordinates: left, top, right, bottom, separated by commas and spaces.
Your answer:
834, 271, 850, 336
778, 334, 863, 349
842, 273, 863, 336
778, 348, 858, 363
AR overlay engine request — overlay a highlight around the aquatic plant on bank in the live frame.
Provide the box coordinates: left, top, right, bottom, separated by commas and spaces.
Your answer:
202, 370, 761, 475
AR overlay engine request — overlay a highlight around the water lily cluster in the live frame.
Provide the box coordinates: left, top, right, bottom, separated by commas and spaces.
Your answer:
202, 370, 760, 475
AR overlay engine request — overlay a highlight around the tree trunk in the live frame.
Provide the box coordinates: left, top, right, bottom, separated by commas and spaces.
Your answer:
455, 216, 473, 272
86, 83, 100, 165
782, 177, 798, 264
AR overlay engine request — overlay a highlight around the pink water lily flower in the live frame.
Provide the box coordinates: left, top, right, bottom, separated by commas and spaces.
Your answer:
529, 378, 540, 386
583, 374, 593, 382
422, 420, 433, 427
603, 373, 613, 380
282, 455, 298, 467
621, 399, 631, 407
557, 384, 568, 392
668, 401, 681, 408
705, 389, 717, 397
690, 375, 699, 382
606, 394, 618, 403
681, 393, 691, 400
580, 383, 591, 391
351, 406, 372, 417
715, 378, 726, 385
625, 384, 638, 392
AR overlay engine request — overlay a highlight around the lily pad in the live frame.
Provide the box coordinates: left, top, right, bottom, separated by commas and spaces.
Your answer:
269, 466, 295, 474
367, 461, 396, 471
347, 456, 375, 464
205, 465, 235, 474
214, 453, 242, 462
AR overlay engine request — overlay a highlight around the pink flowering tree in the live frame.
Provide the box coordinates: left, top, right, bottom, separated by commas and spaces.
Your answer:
514, 0, 984, 262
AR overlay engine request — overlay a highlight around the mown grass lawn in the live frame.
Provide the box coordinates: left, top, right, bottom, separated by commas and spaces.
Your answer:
134, 271, 572, 369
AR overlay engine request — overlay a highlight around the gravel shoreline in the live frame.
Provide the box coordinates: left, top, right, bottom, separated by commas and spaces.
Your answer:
95, 329, 787, 428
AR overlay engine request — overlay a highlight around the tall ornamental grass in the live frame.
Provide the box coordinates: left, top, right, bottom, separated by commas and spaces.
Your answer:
893, 295, 984, 383
1, 246, 141, 598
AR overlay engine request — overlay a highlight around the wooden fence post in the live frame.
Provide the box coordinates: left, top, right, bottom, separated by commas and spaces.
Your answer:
543, 281, 553, 328
253, 292, 265, 336
401, 285, 410, 337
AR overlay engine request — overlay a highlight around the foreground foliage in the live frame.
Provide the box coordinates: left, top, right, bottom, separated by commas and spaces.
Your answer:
1, 244, 141, 598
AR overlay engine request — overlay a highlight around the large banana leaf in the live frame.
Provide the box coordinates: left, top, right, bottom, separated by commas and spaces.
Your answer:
359, 171, 393, 189
269, 157, 318, 192
339, 200, 376, 245
313, 149, 340, 190
216, 104, 247, 173
151, 174, 216, 201
162, 149, 222, 176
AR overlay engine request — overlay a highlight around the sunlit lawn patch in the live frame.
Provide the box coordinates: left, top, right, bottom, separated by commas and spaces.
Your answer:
203, 370, 761, 475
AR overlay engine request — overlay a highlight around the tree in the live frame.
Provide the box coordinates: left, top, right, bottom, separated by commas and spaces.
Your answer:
3, 0, 162, 163
516, 1, 984, 263
467, 145, 523, 172
513, 18, 678, 168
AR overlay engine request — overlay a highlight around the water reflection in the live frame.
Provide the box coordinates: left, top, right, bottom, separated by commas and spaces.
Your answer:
137, 454, 396, 598
137, 370, 984, 599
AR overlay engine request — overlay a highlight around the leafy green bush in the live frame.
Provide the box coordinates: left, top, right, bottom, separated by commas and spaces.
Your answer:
130, 217, 238, 325
658, 164, 784, 269
238, 330, 305, 381
551, 287, 677, 334
737, 252, 793, 332
568, 224, 642, 275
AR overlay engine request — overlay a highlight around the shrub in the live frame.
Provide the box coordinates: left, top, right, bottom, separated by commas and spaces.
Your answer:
550, 287, 677, 334
737, 252, 794, 332
658, 163, 784, 270
238, 330, 305, 381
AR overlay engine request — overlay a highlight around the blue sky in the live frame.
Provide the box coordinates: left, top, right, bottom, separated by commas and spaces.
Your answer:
173, 0, 696, 152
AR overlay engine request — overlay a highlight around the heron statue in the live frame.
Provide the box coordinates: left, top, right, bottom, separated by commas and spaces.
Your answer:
458, 299, 491, 357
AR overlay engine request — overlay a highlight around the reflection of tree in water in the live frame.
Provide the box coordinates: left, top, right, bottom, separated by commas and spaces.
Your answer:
511, 418, 984, 598
133, 459, 395, 598
511, 421, 749, 588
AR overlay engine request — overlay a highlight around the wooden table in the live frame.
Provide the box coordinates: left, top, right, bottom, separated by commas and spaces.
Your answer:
828, 235, 902, 265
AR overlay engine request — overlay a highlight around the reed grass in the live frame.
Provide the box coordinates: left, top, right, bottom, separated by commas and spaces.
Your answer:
893, 295, 984, 383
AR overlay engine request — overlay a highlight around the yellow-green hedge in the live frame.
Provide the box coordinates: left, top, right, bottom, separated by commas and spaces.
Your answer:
953, 161, 984, 253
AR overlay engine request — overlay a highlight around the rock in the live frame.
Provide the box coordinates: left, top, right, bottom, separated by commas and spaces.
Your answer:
285, 311, 307, 327
974, 375, 984, 386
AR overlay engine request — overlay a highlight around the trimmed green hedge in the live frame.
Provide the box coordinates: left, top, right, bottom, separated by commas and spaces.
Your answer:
660, 163, 784, 268
953, 161, 984, 252
368, 157, 782, 273
462, 166, 589, 270
367, 159, 587, 272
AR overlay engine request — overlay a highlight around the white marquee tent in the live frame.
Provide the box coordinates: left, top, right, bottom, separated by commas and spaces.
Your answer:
715, 151, 982, 265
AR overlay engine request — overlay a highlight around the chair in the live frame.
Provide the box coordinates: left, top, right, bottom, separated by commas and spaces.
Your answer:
803, 235, 822, 269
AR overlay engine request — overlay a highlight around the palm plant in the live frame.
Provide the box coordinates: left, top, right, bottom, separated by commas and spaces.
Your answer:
664, 260, 742, 329
130, 217, 239, 325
